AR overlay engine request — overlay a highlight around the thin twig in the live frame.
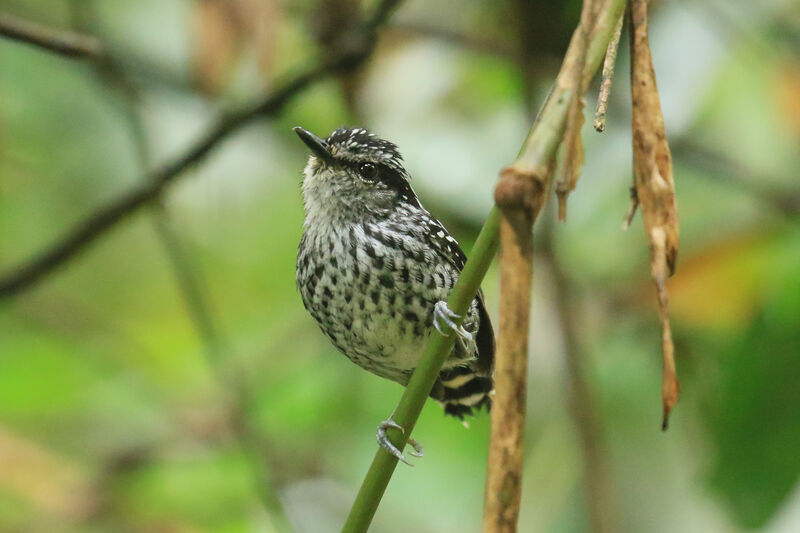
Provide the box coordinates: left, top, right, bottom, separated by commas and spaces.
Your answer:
389, 21, 515, 59
0, 34, 378, 299
594, 12, 624, 132
0, 11, 103, 58
1, 10, 218, 96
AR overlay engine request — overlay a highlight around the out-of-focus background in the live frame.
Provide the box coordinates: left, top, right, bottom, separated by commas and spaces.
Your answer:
1, 0, 799, 532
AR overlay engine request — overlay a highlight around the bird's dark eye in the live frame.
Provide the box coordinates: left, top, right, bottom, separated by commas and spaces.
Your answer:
358, 162, 378, 181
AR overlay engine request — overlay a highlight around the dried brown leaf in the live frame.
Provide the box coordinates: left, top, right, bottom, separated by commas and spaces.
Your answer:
651, 227, 679, 428
554, 0, 595, 222
629, 0, 680, 428
556, 96, 586, 221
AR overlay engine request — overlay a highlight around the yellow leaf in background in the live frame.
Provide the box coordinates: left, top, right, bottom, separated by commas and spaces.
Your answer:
666, 232, 779, 330
191, 0, 281, 95
191, 0, 242, 95
776, 58, 800, 139
0, 425, 93, 519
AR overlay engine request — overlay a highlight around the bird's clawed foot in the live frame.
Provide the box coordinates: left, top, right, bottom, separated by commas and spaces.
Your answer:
433, 301, 473, 342
376, 418, 424, 466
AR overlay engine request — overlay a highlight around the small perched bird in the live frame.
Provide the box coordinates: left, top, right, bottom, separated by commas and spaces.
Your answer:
294, 126, 494, 463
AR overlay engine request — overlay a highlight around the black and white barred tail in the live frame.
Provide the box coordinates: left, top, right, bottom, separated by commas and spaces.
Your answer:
431, 294, 495, 419
433, 366, 494, 418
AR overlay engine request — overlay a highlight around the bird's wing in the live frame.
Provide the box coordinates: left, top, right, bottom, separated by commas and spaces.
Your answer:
424, 216, 495, 375
423, 217, 467, 270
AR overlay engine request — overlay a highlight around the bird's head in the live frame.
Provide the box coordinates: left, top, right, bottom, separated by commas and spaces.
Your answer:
294, 126, 419, 223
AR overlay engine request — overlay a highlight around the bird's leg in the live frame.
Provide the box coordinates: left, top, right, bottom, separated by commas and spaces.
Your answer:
377, 415, 424, 466
433, 301, 473, 342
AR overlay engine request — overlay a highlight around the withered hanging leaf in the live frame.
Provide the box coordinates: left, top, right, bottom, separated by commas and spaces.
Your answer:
629, 0, 680, 429
556, 95, 586, 222
652, 227, 679, 429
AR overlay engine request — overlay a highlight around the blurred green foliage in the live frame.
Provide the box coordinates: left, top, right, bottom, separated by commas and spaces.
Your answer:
1, 0, 799, 532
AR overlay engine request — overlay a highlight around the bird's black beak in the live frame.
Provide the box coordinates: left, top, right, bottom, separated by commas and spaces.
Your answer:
294, 127, 331, 161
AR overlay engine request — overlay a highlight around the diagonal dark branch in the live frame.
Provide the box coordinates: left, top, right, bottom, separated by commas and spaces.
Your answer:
0, 11, 103, 58
0, 0, 406, 299
0, 45, 373, 299
0, 11, 219, 96
389, 21, 515, 59
365, 0, 403, 29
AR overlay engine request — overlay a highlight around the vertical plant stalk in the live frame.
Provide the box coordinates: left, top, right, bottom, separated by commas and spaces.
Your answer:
629, 0, 680, 429
483, 0, 627, 531
594, 12, 624, 132
484, 168, 542, 533
0, 11, 103, 58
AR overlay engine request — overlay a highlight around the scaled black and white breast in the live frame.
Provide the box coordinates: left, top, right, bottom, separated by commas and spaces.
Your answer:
295, 126, 494, 419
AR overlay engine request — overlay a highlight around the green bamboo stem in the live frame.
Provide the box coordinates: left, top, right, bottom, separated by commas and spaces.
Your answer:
341, 1, 627, 531
341, 208, 501, 532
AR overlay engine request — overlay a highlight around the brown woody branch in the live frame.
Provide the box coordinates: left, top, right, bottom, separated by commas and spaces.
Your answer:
0, 11, 103, 58
482, 0, 626, 531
